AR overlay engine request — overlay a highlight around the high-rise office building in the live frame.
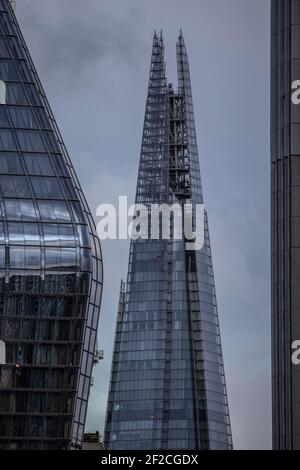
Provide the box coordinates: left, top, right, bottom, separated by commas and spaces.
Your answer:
104, 32, 232, 450
0, 0, 103, 449
271, 0, 300, 450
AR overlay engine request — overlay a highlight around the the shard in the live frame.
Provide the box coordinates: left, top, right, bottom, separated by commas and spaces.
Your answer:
104, 32, 232, 450
0, 0, 103, 449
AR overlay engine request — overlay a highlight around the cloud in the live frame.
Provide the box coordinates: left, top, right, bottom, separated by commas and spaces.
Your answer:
17, 0, 144, 83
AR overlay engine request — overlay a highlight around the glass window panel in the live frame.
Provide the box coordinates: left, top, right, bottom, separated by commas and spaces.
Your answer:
0, 175, 30, 197
45, 247, 76, 270
38, 201, 56, 222
24, 154, 54, 176
9, 107, 35, 129
71, 201, 86, 224
25, 247, 40, 269
17, 59, 33, 83
24, 224, 40, 245
0, 37, 8, 57
8, 107, 49, 130
59, 225, 75, 247
0, 59, 18, 80
8, 222, 24, 244
53, 201, 71, 222
17, 130, 45, 152
38, 200, 71, 222
5, 199, 36, 221
62, 177, 76, 199
95, 287, 101, 307
0, 10, 15, 34
31, 177, 62, 198
43, 131, 59, 153
61, 247, 76, 270
81, 248, 92, 271
35, 108, 50, 129
0, 246, 4, 267
19, 200, 36, 221
77, 225, 90, 248
52, 156, 69, 176
0, 129, 16, 150
5, 83, 27, 105
0, 221, 4, 243
1, 176, 15, 197
43, 224, 59, 246
43, 225, 75, 247
5, 36, 23, 60
0, 104, 8, 125
0, 78, 5, 104
0, 153, 23, 174
10, 246, 25, 268
22, 84, 40, 107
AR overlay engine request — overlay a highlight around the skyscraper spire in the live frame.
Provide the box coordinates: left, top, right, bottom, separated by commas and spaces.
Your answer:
105, 33, 232, 451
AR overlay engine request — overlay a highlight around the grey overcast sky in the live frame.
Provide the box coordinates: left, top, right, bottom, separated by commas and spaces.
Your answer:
15, 0, 271, 449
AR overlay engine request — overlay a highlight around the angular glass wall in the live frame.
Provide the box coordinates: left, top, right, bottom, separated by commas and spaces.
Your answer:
104, 32, 232, 451
0, 0, 103, 450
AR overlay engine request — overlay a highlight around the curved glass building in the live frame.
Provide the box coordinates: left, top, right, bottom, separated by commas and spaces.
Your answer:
104, 32, 232, 450
0, 0, 103, 449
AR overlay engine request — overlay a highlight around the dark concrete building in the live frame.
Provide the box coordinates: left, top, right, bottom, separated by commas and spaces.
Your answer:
0, 0, 103, 449
271, 0, 300, 450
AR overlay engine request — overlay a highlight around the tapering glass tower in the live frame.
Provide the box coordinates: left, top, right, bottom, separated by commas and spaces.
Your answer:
0, 0, 103, 450
271, 0, 300, 450
104, 32, 232, 451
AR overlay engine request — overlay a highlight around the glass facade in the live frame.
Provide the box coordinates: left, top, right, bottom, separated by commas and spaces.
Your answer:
104, 32, 232, 450
271, 0, 300, 450
0, 0, 103, 450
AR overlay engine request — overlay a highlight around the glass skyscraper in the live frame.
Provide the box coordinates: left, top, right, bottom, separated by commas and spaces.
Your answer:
104, 32, 232, 450
271, 0, 300, 450
0, 0, 102, 449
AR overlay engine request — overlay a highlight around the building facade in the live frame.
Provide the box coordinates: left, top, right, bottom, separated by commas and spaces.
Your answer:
271, 0, 300, 450
104, 32, 232, 450
0, 0, 103, 449
82, 432, 105, 450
